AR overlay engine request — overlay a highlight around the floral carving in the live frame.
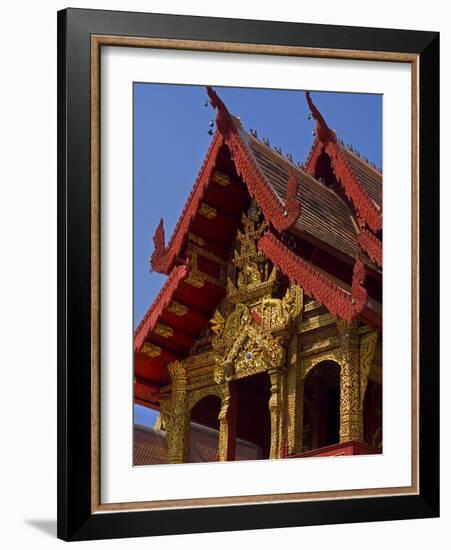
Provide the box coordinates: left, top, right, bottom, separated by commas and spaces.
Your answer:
337, 321, 363, 442
167, 301, 188, 316
212, 303, 285, 383
141, 342, 161, 358
166, 361, 189, 463
359, 330, 379, 408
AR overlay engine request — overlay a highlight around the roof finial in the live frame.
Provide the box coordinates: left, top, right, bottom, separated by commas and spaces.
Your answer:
351, 255, 368, 313
305, 91, 334, 144
207, 86, 235, 137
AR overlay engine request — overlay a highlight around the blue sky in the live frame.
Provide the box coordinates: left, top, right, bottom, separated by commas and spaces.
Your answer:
133, 83, 382, 428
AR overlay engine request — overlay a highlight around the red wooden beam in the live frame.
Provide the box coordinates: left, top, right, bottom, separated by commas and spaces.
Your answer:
258, 232, 368, 323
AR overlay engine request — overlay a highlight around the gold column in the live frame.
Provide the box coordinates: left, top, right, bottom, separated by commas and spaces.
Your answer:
286, 335, 304, 454
277, 369, 288, 457
159, 397, 171, 431
360, 331, 379, 412
218, 383, 237, 461
166, 361, 190, 463
337, 320, 363, 442
268, 368, 283, 459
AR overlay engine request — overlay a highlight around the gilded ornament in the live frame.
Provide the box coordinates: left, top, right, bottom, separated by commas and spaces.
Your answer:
190, 243, 226, 266
212, 306, 285, 383
301, 349, 342, 380
210, 309, 225, 338
186, 247, 224, 289
359, 330, 379, 408
300, 336, 340, 358
260, 284, 302, 332
167, 301, 188, 316
185, 270, 205, 288
188, 384, 223, 410
199, 202, 217, 219
154, 323, 173, 338
299, 312, 335, 333
188, 233, 205, 247
212, 170, 230, 186
141, 342, 161, 358
286, 335, 304, 454
166, 361, 189, 463
268, 369, 282, 459
304, 299, 322, 312
337, 320, 363, 442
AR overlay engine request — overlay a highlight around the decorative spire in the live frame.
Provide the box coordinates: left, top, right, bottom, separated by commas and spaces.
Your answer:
150, 218, 166, 272
351, 255, 368, 310
207, 86, 236, 137
305, 91, 334, 144
279, 169, 301, 230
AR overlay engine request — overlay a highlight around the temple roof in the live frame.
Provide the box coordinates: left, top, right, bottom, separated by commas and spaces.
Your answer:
134, 88, 383, 405
245, 132, 377, 267
304, 91, 382, 234
343, 148, 382, 208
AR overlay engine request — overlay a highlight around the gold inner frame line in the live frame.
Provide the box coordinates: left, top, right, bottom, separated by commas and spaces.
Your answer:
90, 34, 419, 514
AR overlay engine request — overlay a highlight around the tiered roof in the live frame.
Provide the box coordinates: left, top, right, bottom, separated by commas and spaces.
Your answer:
134, 88, 383, 408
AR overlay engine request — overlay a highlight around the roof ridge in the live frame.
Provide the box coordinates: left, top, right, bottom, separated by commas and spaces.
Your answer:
244, 129, 303, 172
305, 91, 382, 232
344, 146, 382, 177
245, 128, 352, 204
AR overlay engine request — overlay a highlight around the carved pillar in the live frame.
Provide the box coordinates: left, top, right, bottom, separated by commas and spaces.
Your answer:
268, 368, 284, 459
359, 331, 379, 412
287, 335, 304, 454
277, 369, 288, 457
337, 320, 363, 442
166, 361, 190, 463
159, 397, 171, 432
218, 383, 237, 461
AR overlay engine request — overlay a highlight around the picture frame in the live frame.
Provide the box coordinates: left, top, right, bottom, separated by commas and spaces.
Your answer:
57, 7, 439, 541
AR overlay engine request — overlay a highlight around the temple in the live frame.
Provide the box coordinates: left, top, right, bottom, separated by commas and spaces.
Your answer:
134, 88, 382, 464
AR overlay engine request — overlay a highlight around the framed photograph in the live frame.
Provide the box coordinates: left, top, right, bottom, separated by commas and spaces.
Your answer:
57, 8, 439, 541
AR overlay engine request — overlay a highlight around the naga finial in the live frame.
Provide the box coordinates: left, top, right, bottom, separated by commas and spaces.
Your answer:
305, 91, 335, 144
207, 86, 235, 137
150, 218, 166, 272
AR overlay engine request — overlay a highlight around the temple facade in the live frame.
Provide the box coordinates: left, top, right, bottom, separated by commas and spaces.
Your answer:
134, 88, 382, 464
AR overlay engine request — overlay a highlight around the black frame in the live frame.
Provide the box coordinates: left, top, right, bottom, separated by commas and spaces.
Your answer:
57, 8, 439, 541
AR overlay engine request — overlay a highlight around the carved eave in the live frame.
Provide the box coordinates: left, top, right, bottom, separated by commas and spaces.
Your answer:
305, 91, 382, 234
258, 232, 381, 328
150, 88, 303, 276
150, 131, 225, 274
136, 88, 383, 407
358, 227, 383, 268
207, 86, 301, 233
134, 264, 189, 353
221, 131, 302, 233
